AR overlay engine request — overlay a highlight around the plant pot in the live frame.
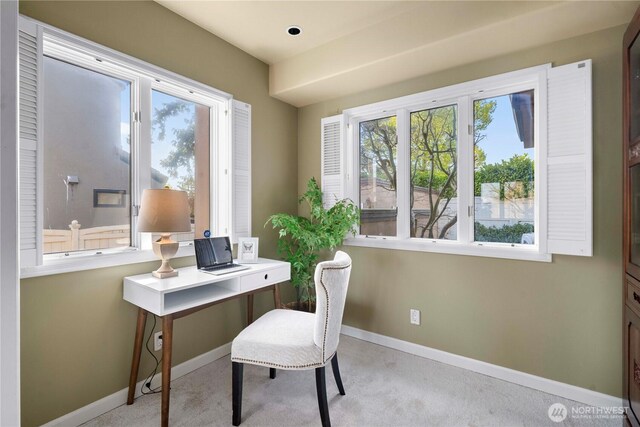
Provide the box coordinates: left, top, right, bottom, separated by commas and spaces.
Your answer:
283, 301, 316, 313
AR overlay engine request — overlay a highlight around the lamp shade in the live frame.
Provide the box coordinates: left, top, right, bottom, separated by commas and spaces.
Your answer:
136, 189, 192, 233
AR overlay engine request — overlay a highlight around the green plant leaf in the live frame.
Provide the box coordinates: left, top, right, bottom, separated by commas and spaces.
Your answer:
265, 177, 359, 303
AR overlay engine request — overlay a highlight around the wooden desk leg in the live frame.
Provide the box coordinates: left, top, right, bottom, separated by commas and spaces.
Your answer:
273, 284, 281, 309
247, 294, 254, 324
161, 315, 174, 427
127, 308, 148, 405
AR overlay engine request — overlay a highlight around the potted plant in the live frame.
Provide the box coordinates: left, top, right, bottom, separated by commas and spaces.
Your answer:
266, 177, 359, 311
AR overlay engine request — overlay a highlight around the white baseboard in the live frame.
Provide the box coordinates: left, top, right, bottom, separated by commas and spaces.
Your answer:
41, 342, 232, 427
41, 326, 622, 426
340, 325, 621, 409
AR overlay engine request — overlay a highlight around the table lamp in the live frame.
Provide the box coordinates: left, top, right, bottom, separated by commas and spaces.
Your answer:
137, 188, 192, 278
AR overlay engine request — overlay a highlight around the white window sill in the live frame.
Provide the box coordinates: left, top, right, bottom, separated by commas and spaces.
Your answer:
343, 236, 552, 262
20, 244, 196, 279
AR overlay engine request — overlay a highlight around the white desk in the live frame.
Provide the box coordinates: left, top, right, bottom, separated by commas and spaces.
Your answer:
123, 258, 290, 427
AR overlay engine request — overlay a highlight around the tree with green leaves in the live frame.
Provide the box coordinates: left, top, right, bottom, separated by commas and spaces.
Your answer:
474, 154, 534, 199
410, 105, 457, 238
360, 116, 397, 192
152, 100, 195, 186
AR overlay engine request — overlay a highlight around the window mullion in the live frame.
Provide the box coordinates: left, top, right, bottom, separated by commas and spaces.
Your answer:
209, 104, 221, 237
135, 77, 152, 250
457, 96, 472, 244
348, 118, 359, 208
535, 76, 547, 255
217, 102, 231, 237
344, 119, 354, 203
396, 109, 410, 240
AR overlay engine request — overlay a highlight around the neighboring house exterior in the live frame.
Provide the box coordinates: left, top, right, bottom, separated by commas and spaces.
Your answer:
42, 56, 172, 253
42, 56, 166, 232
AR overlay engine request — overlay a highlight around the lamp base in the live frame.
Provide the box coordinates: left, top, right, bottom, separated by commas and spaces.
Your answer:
152, 234, 180, 279
152, 269, 178, 279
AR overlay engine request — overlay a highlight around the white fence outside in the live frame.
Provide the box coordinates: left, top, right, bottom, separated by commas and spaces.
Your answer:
43, 220, 130, 253
43, 220, 195, 254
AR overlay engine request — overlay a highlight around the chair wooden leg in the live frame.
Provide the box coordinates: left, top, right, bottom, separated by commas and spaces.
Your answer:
315, 367, 331, 427
269, 368, 276, 379
331, 353, 346, 396
232, 362, 243, 426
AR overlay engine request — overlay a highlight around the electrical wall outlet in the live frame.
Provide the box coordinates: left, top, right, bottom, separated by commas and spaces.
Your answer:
410, 309, 421, 325
154, 331, 163, 351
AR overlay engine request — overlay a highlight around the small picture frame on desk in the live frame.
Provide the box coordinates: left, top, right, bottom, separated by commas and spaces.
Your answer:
238, 237, 259, 263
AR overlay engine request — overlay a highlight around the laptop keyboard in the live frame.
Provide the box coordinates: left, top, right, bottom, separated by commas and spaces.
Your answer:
203, 263, 240, 271
201, 263, 250, 276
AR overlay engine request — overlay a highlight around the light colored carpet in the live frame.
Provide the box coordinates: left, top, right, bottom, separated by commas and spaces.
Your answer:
82, 335, 617, 427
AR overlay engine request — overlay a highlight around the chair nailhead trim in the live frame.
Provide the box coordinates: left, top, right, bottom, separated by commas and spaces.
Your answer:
230, 352, 336, 369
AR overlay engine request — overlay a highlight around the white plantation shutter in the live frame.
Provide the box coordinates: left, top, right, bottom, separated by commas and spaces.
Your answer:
546, 60, 592, 256
231, 100, 251, 242
321, 115, 344, 209
18, 19, 42, 267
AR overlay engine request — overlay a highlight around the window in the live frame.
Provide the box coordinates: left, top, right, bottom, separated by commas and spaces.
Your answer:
150, 89, 211, 242
359, 115, 397, 236
18, 17, 252, 272
322, 62, 592, 261
410, 105, 457, 240
473, 91, 535, 245
39, 52, 219, 257
355, 88, 536, 247
42, 56, 132, 254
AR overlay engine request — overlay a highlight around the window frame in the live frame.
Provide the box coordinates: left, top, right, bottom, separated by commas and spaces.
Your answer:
406, 99, 463, 242
356, 111, 401, 238
467, 83, 544, 253
343, 65, 550, 262
145, 84, 219, 248
20, 17, 238, 277
42, 46, 141, 252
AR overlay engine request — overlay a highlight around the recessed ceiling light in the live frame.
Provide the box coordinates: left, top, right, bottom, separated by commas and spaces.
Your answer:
287, 26, 302, 36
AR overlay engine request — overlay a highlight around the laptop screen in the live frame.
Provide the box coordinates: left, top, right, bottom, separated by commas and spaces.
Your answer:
194, 237, 233, 269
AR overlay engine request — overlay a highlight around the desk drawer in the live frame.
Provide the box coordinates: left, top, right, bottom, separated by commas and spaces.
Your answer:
240, 267, 289, 291
628, 277, 640, 317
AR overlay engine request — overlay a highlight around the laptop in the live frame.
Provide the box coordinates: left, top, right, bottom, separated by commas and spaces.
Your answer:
194, 236, 250, 275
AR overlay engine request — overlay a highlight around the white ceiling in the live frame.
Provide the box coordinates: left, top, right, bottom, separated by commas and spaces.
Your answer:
156, 1, 639, 107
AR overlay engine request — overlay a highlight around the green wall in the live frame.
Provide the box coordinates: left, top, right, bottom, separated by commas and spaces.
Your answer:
19, 2, 297, 426
18, 1, 626, 425
298, 25, 624, 397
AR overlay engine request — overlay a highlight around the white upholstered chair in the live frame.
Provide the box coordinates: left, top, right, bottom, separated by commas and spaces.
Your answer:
231, 251, 352, 427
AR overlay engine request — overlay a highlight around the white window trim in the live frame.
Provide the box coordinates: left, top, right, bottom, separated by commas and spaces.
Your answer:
1, 1, 21, 424
342, 64, 551, 262
39, 21, 231, 102
21, 245, 196, 279
345, 236, 552, 262
19, 16, 246, 278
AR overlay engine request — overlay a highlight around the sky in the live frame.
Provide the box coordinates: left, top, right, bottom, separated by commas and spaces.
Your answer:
477, 95, 534, 165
